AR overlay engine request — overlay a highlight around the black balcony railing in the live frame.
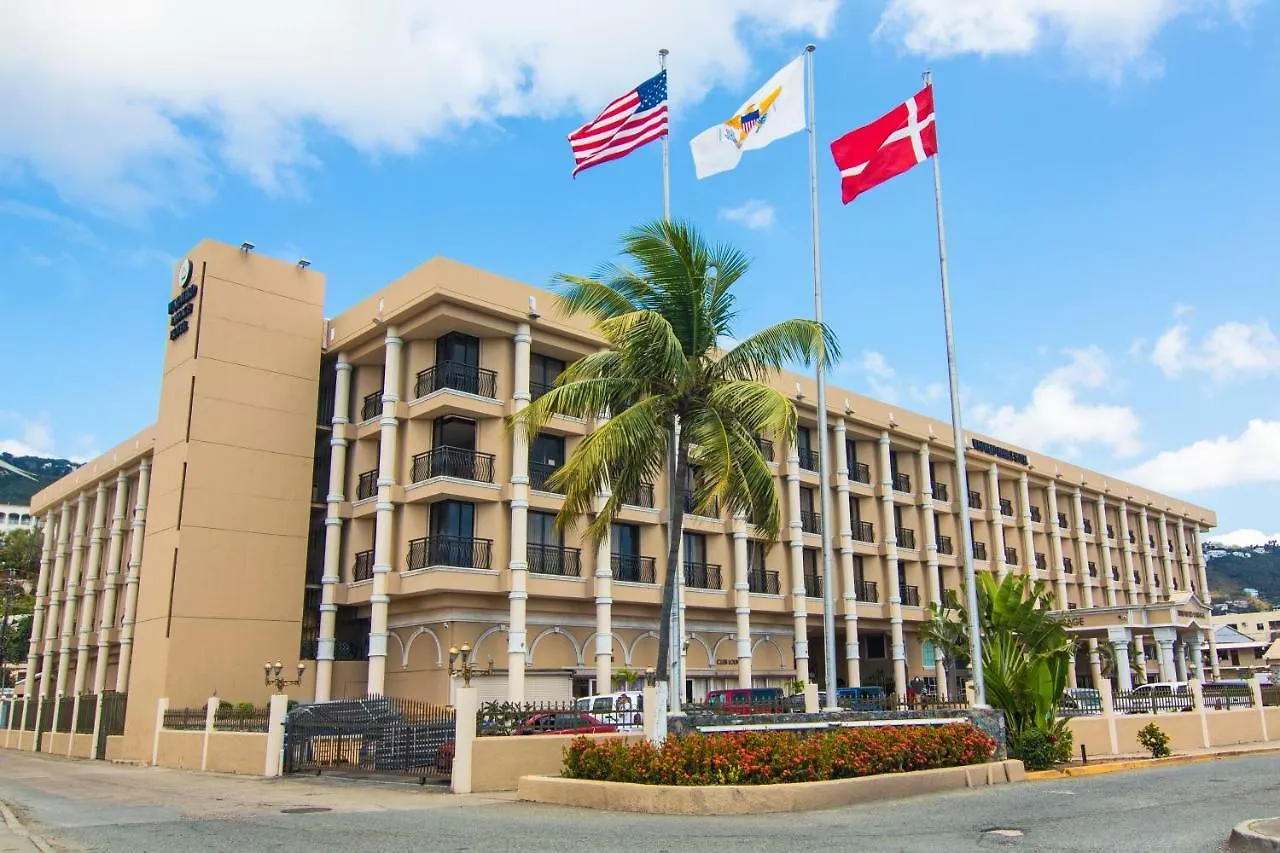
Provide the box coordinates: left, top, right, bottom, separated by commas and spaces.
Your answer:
1035, 552, 1047, 570
932, 482, 949, 502
360, 391, 382, 422
1112, 567, 1121, 581
804, 571, 823, 598
1083, 519, 1094, 535
528, 543, 582, 577
411, 447, 496, 484
1129, 531, 1137, 545
892, 472, 911, 493
973, 541, 988, 561
529, 461, 562, 493
937, 535, 954, 555
999, 498, 1014, 517
755, 437, 774, 462
747, 569, 781, 595
1063, 557, 1074, 574
1030, 506, 1043, 523
1107, 524, 1115, 539
353, 549, 374, 582
896, 527, 916, 550
1004, 546, 1018, 565
619, 482, 655, 508
856, 579, 879, 602
899, 584, 921, 607
356, 469, 378, 501
415, 360, 498, 399
798, 449, 820, 472
529, 379, 558, 402
851, 462, 871, 485
968, 490, 982, 510
801, 510, 822, 535
1088, 561, 1098, 577
684, 495, 721, 517
1058, 513, 1069, 529
408, 535, 493, 570
611, 553, 656, 583
684, 562, 722, 590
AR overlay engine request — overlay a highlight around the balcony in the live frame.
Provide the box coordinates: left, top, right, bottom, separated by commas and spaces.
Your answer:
1030, 506, 1043, 523
407, 535, 493, 570
411, 447, 496, 484
360, 391, 382, 422
899, 585, 922, 607
1148, 535, 1156, 548
931, 482, 949, 502
1035, 552, 1047, 570
352, 549, 374, 582
1083, 519, 1094, 535
851, 462, 871, 485
892, 472, 911, 493
747, 569, 781, 595
1112, 567, 1120, 581
968, 490, 983, 510
804, 571, 823, 598
684, 562, 722, 590
973, 541, 988, 561
1004, 546, 1018, 565
855, 579, 879, 602
1107, 524, 1115, 539
798, 448, 820, 472
611, 553, 656, 584
1057, 513, 1069, 530
529, 461, 562, 493
800, 510, 823, 535
619, 482, 655, 508
415, 360, 498, 399
528, 543, 582, 577
896, 527, 917, 550
755, 437, 774, 462
1129, 531, 1136, 545
356, 469, 378, 501
853, 520, 875, 543
999, 498, 1014, 517
1063, 557, 1074, 574
1088, 561, 1098, 578
936, 535, 954, 555
684, 495, 721, 518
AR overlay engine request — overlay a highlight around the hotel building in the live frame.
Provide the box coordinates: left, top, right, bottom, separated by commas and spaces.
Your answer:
16, 239, 1219, 761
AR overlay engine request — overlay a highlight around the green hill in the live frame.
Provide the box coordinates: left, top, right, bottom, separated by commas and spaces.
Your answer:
0, 453, 78, 505
1206, 542, 1280, 605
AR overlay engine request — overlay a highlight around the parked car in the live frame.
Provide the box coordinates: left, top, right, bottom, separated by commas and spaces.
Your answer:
705, 688, 786, 714
1123, 682, 1191, 714
575, 692, 644, 731
1060, 688, 1102, 715
435, 711, 617, 773
837, 686, 887, 711
1201, 680, 1253, 710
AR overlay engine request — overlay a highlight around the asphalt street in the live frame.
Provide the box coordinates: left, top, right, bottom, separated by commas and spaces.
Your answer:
1, 751, 1277, 852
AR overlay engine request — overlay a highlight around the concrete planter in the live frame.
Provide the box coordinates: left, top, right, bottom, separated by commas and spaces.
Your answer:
518, 759, 1027, 815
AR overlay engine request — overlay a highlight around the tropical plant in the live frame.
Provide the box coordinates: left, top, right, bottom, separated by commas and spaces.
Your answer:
922, 572, 1074, 750
784, 678, 806, 697
1137, 722, 1171, 759
512, 219, 836, 697
613, 666, 641, 691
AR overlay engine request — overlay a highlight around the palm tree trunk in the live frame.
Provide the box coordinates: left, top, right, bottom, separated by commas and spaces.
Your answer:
654, 434, 689, 689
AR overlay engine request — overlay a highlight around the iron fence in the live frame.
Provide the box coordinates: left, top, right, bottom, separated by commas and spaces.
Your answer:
684, 562, 722, 590
411, 447, 496, 484
163, 706, 208, 731
892, 472, 911, 493
353, 549, 375, 582
800, 510, 822, 535
74, 694, 96, 734
1201, 684, 1254, 710
747, 569, 781, 595
55, 696, 75, 733
360, 391, 382, 422
853, 520, 874, 543
529, 461, 562, 493
476, 700, 583, 737
356, 470, 377, 501
407, 536, 493, 571
856, 579, 879, 602
1113, 688, 1194, 714
611, 553, 656, 584
619, 482, 655, 508
527, 543, 581, 577
1261, 685, 1280, 707
99, 692, 127, 737
851, 462, 871, 484
284, 695, 455, 779
214, 705, 271, 732
415, 361, 498, 399
798, 448, 820, 472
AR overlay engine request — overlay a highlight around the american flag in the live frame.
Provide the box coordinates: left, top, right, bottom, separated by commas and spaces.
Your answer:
569, 71, 668, 177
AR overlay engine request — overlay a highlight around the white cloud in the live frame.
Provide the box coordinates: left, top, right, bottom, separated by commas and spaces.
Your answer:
0, 413, 97, 463
853, 350, 900, 402
1207, 529, 1280, 548
1122, 418, 1280, 493
0, 199, 103, 248
970, 346, 1142, 458
875, 0, 1258, 76
1172, 302, 1195, 318
1150, 319, 1280, 381
719, 199, 776, 230
0, 2, 835, 214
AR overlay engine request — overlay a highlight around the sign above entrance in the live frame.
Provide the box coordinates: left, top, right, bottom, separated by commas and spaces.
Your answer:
168, 258, 198, 342
971, 438, 1029, 467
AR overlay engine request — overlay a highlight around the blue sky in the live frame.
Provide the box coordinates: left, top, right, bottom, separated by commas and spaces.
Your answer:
1, 1, 1277, 543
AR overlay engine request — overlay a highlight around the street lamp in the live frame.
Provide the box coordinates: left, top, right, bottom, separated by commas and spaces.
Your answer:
448, 644, 495, 688
263, 660, 305, 693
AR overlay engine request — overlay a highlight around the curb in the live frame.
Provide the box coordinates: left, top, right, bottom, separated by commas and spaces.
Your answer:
1228, 818, 1280, 852
1026, 747, 1280, 781
0, 799, 55, 853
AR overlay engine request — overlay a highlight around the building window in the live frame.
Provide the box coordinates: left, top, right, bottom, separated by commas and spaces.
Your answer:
528, 511, 562, 548
922, 639, 937, 669
436, 331, 479, 367
430, 500, 475, 539
530, 353, 565, 400
748, 541, 766, 569
861, 634, 887, 660
530, 433, 565, 491
683, 532, 707, 565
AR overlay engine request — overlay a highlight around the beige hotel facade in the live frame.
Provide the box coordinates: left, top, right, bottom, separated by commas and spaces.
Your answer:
17, 239, 1219, 761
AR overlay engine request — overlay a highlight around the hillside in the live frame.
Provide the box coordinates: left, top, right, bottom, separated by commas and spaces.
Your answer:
1206, 541, 1280, 606
0, 453, 78, 505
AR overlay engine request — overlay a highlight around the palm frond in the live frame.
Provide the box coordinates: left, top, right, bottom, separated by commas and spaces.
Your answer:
712, 319, 839, 383
551, 273, 641, 323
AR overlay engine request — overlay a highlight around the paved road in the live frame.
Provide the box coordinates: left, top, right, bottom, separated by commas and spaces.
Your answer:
1, 750, 1277, 852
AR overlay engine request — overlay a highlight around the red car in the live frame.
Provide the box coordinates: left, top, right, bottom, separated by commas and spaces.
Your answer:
435, 711, 617, 772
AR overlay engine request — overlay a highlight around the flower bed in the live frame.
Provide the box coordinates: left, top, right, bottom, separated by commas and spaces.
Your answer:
563, 723, 996, 786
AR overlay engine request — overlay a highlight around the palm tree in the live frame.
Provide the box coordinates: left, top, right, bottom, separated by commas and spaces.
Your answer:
512, 219, 837, 699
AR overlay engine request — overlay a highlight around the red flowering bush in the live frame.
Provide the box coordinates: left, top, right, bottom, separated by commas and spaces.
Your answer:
562, 724, 996, 786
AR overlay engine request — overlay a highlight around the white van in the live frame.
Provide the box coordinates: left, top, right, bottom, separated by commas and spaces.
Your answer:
575, 691, 644, 732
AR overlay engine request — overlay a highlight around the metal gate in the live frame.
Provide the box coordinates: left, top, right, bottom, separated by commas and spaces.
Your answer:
283, 695, 455, 780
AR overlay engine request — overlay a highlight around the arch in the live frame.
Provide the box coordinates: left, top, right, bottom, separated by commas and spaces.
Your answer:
684, 633, 714, 670
751, 635, 786, 671
472, 625, 509, 663
580, 631, 630, 666
710, 635, 738, 670
401, 625, 444, 669
386, 630, 407, 666
527, 626, 583, 668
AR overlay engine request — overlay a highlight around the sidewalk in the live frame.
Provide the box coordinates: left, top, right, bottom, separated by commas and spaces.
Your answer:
1027, 739, 1280, 780
0, 800, 50, 853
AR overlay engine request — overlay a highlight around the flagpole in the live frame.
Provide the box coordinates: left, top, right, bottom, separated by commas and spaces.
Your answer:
923, 69, 985, 707
804, 44, 839, 711
660, 48, 671, 221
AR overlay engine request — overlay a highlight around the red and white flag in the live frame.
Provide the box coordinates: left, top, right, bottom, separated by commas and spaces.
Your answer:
569, 71, 668, 177
830, 85, 937, 204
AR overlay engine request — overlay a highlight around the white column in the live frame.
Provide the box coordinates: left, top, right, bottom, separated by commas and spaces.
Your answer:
1118, 501, 1139, 606
920, 445, 946, 697
367, 326, 403, 696
1175, 521, 1193, 594
55, 492, 89, 697
41, 502, 72, 699
833, 419, 860, 688
1046, 483, 1068, 607
987, 465, 1007, 580
1188, 630, 1205, 681
1138, 509, 1158, 603
731, 514, 752, 688
1133, 635, 1150, 685
784, 439, 809, 684
507, 322, 532, 701
1158, 513, 1176, 592
1193, 528, 1219, 679
1096, 496, 1117, 608
878, 432, 906, 699
115, 458, 151, 693
94, 473, 130, 695
1153, 627, 1177, 682
1173, 641, 1188, 682
593, 409, 614, 694
1072, 489, 1094, 609
1017, 473, 1035, 580
314, 354, 352, 702
73, 482, 108, 696
24, 512, 58, 700
1108, 627, 1133, 692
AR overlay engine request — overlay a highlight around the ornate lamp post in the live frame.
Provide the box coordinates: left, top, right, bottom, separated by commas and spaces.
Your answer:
264, 660, 305, 693
448, 644, 494, 688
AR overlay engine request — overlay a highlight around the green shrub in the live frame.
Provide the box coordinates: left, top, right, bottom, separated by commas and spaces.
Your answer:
1137, 723, 1171, 759
563, 724, 997, 786
1009, 724, 1073, 771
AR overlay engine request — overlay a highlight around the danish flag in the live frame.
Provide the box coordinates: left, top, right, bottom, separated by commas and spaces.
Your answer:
830, 85, 937, 205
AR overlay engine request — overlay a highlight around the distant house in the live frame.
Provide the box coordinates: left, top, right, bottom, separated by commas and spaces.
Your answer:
0, 503, 36, 534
